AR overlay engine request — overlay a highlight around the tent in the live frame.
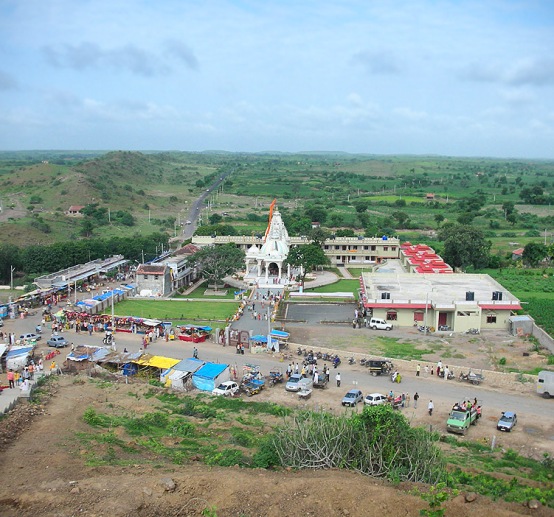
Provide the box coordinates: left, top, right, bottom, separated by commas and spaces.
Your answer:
192, 362, 229, 392
6, 345, 34, 371
132, 354, 180, 380
161, 357, 205, 390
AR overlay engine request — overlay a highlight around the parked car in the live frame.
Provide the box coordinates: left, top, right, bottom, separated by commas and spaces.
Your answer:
19, 332, 41, 342
497, 411, 517, 432
342, 389, 363, 407
47, 336, 69, 348
364, 393, 388, 406
212, 381, 239, 397
369, 318, 393, 331
285, 374, 313, 392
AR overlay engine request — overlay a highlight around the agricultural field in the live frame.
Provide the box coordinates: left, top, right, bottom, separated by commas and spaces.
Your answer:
482, 267, 554, 336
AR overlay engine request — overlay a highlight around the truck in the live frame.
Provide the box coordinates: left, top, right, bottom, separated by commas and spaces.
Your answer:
537, 370, 554, 399
446, 404, 480, 435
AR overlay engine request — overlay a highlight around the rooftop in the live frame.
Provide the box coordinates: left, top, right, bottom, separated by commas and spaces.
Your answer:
361, 273, 521, 310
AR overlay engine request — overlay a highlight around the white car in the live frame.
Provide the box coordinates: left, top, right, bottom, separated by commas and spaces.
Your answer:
19, 332, 41, 342
364, 393, 388, 406
212, 381, 239, 397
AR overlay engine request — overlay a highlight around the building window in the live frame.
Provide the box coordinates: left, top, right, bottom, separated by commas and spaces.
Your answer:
386, 311, 397, 321
143, 275, 148, 280
486, 315, 497, 324
155, 275, 159, 280
324, 245, 329, 250
384, 246, 388, 251
413, 312, 424, 322
391, 246, 396, 251
342, 245, 347, 250
335, 245, 340, 250
371, 245, 376, 251
365, 256, 370, 261
364, 246, 369, 250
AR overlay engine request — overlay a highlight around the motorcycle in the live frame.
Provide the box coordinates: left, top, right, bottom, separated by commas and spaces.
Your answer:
348, 356, 355, 365
466, 328, 480, 335
316, 351, 322, 360
297, 347, 304, 356
333, 356, 341, 368
35, 325, 42, 334
360, 358, 367, 366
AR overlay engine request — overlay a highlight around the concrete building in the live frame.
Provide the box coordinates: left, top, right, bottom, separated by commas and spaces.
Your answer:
360, 272, 522, 332
135, 264, 172, 297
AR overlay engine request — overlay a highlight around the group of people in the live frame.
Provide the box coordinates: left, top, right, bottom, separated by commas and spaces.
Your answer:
285, 362, 331, 383
414, 360, 453, 380
6, 359, 46, 391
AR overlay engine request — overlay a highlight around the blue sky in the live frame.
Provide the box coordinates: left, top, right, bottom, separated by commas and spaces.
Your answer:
0, 0, 553, 158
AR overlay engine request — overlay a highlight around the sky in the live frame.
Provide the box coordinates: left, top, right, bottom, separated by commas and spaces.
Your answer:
0, 0, 553, 158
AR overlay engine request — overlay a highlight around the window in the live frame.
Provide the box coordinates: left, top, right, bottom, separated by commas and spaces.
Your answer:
324, 245, 329, 250
386, 311, 397, 321
391, 246, 396, 251
143, 275, 148, 280
335, 245, 340, 250
384, 246, 388, 251
364, 246, 369, 250
486, 315, 497, 324
365, 256, 370, 261
371, 245, 376, 251
413, 312, 424, 322
155, 275, 159, 280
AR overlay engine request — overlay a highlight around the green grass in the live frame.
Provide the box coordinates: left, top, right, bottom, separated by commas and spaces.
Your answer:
173, 281, 248, 300
102, 299, 238, 322
367, 337, 442, 360
304, 279, 361, 296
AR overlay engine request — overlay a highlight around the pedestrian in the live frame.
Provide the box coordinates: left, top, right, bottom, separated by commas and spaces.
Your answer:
50, 361, 57, 374
424, 365, 429, 377
413, 392, 419, 408
444, 365, 449, 380
325, 365, 330, 382
335, 372, 341, 387
416, 363, 420, 377
7, 369, 15, 389
428, 399, 434, 416
301, 365, 306, 378
405, 393, 410, 407
436, 360, 442, 377
401, 392, 405, 408
295, 363, 299, 374
193, 347, 198, 359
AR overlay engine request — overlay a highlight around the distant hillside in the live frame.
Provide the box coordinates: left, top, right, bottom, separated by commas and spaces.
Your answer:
0, 151, 224, 246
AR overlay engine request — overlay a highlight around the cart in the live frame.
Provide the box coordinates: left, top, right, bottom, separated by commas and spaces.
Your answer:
458, 370, 485, 385
241, 378, 265, 396
298, 388, 312, 400
268, 368, 284, 386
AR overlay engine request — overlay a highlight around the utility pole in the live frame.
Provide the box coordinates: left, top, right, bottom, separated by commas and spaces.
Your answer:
10, 265, 15, 290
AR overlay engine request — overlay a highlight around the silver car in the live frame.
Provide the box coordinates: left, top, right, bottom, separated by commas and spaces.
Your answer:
497, 411, 517, 432
364, 393, 388, 406
342, 389, 363, 407
285, 374, 313, 392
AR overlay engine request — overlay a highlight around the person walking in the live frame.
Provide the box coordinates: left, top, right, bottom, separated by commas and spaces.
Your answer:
416, 364, 421, 377
7, 369, 15, 389
428, 399, 434, 416
335, 372, 341, 388
413, 392, 419, 408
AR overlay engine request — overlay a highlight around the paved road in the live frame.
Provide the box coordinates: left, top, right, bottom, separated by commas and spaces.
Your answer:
3, 310, 553, 449
181, 167, 237, 240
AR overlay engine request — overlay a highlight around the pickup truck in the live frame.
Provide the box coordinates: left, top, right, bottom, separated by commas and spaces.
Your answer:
446, 405, 480, 435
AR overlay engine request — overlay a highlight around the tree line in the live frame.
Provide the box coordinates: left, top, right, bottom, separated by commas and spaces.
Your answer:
0, 233, 169, 285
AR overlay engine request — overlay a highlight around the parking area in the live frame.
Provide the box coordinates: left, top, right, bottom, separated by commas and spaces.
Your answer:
285, 303, 356, 324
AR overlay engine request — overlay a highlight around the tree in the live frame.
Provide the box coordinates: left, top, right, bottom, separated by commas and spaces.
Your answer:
522, 242, 548, 267
439, 224, 491, 270
392, 211, 410, 227
309, 227, 329, 246
434, 214, 445, 227
304, 204, 327, 225
189, 244, 245, 291
286, 244, 330, 285
353, 200, 369, 213
209, 213, 223, 225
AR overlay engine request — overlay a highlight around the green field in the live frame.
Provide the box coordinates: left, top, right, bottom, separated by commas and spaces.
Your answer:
102, 299, 238, 322
481, 267, 554, 336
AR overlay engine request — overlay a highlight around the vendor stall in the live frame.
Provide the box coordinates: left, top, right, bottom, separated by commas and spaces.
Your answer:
177, 325, 212, 343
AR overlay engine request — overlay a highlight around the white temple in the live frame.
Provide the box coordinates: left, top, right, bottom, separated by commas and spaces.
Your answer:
245, 202, 292, 286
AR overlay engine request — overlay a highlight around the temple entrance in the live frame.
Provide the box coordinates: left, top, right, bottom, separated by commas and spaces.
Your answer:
268, 262, 279, 276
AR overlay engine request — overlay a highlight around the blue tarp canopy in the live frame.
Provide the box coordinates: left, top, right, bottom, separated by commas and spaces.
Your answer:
270, 330, 289, 338
192, 362, 229, 392
67, 346, 110, 362
179, 325, 212, 332
92, 289, 125, 301
250, 335, 278, 345
6, 346, 34, 357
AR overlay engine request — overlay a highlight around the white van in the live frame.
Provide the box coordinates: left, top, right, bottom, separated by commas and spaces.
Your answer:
537, 370, 554, 399
369, 318, 393, 331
